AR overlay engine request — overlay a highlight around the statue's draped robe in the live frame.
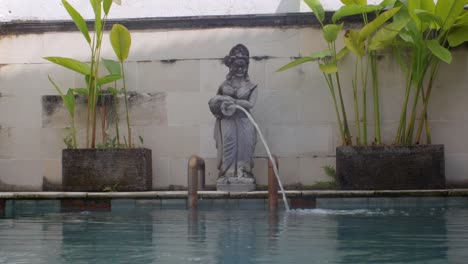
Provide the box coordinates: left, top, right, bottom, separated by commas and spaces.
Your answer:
212, 80, 257, 178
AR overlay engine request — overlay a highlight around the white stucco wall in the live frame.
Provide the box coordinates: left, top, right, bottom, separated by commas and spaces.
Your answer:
0, 0, 381, 22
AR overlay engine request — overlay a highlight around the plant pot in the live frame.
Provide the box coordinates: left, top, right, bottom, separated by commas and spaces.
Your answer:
336, 145, 445, 190
62, 148, 152, 191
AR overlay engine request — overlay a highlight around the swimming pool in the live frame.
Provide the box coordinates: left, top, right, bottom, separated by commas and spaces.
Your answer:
1, 198, 468, 264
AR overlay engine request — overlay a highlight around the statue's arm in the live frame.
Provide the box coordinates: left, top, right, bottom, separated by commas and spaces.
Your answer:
235, 88, 258, 109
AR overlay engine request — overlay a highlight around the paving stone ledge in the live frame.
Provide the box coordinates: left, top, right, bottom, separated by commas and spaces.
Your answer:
0, 189, 468, 200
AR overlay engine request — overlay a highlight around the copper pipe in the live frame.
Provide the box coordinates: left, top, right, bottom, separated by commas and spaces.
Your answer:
188, 155, 205, 209
268, 156, 279, 211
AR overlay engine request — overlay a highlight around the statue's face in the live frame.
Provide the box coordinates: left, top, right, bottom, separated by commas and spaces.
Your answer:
231, 59, 248, 78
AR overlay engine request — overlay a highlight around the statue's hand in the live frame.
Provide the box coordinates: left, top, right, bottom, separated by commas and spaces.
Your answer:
221, 100, 236, 117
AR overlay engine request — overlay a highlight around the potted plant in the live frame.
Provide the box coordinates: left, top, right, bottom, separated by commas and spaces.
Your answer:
278, 0, 466, 190
45, 0, 152, 191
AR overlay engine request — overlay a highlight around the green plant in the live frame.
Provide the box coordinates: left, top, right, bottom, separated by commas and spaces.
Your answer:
309, 165, 338, 190
278, 0, 401, 146
46, 0, 135, 148
392, 0, 468, 145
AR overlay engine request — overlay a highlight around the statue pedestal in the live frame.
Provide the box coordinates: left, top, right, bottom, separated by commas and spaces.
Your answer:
216, 177, 256, 192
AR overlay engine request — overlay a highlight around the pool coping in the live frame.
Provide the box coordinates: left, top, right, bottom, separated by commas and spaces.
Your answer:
1, 189, 468, 200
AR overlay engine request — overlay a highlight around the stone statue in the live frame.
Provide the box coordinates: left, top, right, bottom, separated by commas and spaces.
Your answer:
208, 44, 258, 192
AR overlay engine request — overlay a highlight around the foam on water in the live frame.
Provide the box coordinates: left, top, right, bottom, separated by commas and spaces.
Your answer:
289, 208, 399, 216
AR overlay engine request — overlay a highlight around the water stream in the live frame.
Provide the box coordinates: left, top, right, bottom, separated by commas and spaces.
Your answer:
235, 105, 290, 211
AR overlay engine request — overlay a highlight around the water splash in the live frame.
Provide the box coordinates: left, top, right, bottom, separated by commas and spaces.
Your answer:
235, 105, 290, 211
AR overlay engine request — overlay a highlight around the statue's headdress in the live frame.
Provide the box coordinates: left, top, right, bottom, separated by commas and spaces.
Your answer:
223, 44, 250, 68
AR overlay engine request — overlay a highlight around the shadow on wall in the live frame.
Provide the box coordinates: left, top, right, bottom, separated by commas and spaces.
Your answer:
276, 0, 301, 13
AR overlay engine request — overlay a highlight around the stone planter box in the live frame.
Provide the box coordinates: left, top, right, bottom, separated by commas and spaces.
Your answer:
62, 148, 152, 191
336, 145, 445, 190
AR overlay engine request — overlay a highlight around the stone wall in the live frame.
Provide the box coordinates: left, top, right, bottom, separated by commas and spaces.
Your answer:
1, 18, 467, 190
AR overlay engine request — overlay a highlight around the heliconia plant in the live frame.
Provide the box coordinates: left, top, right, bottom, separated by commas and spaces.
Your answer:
279, 0, 468, 146
392, 0, 468, 145
278, 0, 402, 146
45, 0, 135, 148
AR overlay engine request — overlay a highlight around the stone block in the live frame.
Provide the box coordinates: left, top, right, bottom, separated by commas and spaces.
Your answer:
0, 159, 43, 191
0, 95, 42, 128
137, 60, 200, 93
0, 34, 50, 64
199, 125, 217, 158
265, 58, 323, 92
430, 121, 468, 154
299, 27, 332, 56
169, 158, 189, 187
0, 127, 41, 159
446, 154, 468, 187
295, 125, 333, 155
153, 157, 170, 189
252, 91, 300, 125
41, 32, 93, 62
252, 158, 269, 186
167, 92, 209, 125
277, 157, 300, 185
0, 63, 74, 97
204, 158, 219, 186
42, 159, 62, 186
129, 92, 168, 126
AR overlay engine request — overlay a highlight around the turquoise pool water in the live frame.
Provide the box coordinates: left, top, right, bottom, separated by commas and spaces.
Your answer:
1, 198, 468, 263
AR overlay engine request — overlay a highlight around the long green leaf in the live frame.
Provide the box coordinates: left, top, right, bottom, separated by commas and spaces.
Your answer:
427, 39, 452, 64
48, 76, 75, 116
448, 26, 468, 47
90, 0, 102, 33
379, 0, 396, 8
341, 0, 367, 5
103, 0, 113, 15
64, 89, 76, 117
73, 88, 89, 96
102, 58, 122, 75
414, 9, 443, 28
98, 74, 122, 85
277, 57, 318, 72
62, 0, 91, 44
454, 11, 468, 27
323, 23, 344, 42
304, 0, 325, 25
420, 0, 435, 13
360, 6, 401, 40
332, 5, 381, 23
369, 16, 410, 50
44, 57, 91, 75
344, 30, 365, 57
435, 0, 466, 30
110, 24, 132, 63
336, 47, 350, 60
319, 63, 338, 74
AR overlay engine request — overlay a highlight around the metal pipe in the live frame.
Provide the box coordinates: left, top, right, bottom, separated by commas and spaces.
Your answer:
0, 199, 5, 217
188, 155, 205, 209
268, 156, 279, 211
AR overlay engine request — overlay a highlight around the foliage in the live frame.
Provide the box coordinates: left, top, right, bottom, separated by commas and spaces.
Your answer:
45, 0, 137, 148
279, 0, 468, 146
279, 0, 400, 146
392, 0, 468, 145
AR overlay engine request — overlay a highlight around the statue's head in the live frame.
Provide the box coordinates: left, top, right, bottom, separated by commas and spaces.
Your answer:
224, 44, 250, 80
